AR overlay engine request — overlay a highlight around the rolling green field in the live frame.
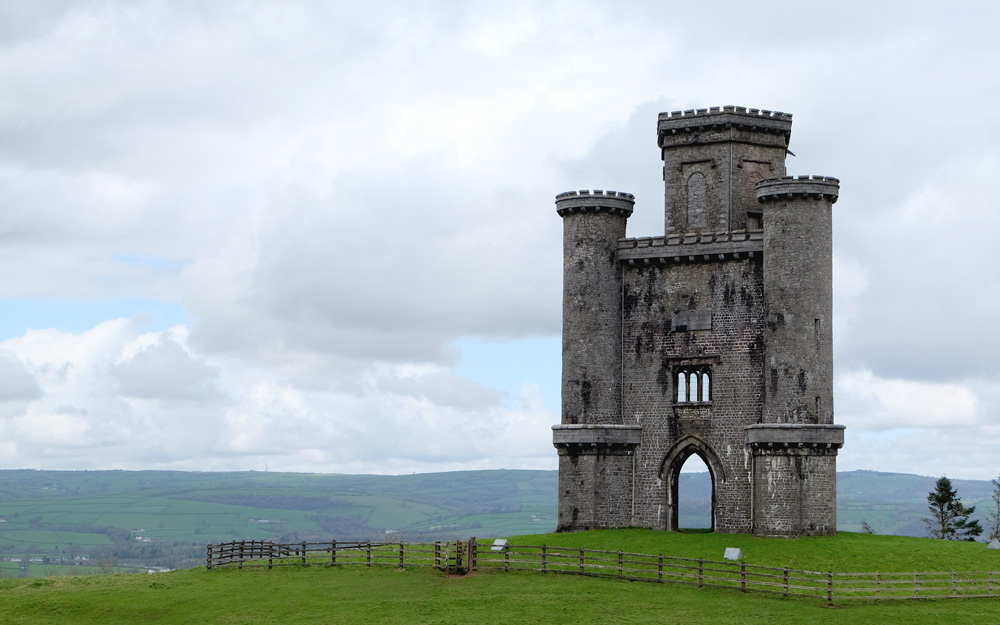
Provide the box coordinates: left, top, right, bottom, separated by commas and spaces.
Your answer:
2, 530, 1000, 624
1, 468, 996, 576
0, 469, 558, 575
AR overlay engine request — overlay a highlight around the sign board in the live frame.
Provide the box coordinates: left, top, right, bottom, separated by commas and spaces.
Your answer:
723, 547, 743, 561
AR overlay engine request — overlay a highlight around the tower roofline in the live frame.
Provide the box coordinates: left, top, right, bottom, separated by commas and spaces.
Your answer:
555, 189, 634, 217
756, 175, 840, 203
657, 105, 792, 148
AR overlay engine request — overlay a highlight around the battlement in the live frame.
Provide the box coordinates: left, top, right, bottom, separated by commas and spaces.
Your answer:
657, 105, 792, 147
555, 190, 635, 217
756, 176, 840, 203
617, 230, 763, 265
660, 106, 792, 121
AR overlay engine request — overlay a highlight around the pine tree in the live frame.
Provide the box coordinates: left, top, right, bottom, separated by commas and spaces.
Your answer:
988, 474, 1000, 542
860, 519, 875, 534
923, 476, 983, 540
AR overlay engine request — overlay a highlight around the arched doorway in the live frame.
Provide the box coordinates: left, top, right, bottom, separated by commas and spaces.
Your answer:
678, 455, 711, 529
660, 436, 725, 532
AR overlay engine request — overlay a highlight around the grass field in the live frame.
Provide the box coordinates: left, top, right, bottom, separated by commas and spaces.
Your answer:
2, 530, 1000, 624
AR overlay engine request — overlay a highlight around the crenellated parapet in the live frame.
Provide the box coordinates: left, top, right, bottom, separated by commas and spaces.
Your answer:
617, 229, 764, 264
756, 176, 840, 203
657, 105, 793, 148
556, 190, 635, 217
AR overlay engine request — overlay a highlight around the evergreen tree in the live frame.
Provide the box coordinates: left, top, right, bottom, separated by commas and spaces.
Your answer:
923, 476, 983, 540
988, 474, 1000, 542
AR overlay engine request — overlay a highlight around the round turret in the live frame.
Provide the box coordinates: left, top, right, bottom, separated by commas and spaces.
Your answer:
757, 175, 839, 426
557, 190, 634, 426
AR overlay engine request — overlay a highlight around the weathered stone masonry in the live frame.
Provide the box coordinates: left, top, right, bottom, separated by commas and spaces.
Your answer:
553, 106, 845, 537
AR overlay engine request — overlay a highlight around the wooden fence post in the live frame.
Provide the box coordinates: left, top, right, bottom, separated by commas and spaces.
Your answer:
657, 555, 663, 583
698, 559, 704, 588
541, 544, 547, 573
239, 541, 245, 570
740, 562, 746, 592
990, 571, 995, 597
470, 538, 477, 571
399, 542, 404, 568
783, 567, 788, 597
875, 570, 880, 599
952, 571, 957, 597
504, 542, 510, 572
618, 551, 623, 579
434, 542, 440, 569
331, 540, 337, 566
914, 571, 919, 598
579, 547, 584, 574
268, 542, 273, 570
366, 541, 372, 567
827, 571, 833, 604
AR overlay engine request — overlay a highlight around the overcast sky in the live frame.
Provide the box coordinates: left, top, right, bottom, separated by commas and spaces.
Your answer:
0, 0, 999, 479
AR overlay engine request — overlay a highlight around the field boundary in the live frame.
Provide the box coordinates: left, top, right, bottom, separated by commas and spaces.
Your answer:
205, 539, 1000, 602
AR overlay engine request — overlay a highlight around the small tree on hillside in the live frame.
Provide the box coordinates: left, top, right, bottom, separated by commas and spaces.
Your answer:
988, 474, 1000, 542
923, 476, 983, 540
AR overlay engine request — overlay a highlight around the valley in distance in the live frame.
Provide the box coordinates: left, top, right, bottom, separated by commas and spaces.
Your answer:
0, 468, 992, 577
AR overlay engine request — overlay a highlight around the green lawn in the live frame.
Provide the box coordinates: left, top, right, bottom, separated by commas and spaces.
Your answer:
503, 528, 1000, 573
1, 561, 1000, 624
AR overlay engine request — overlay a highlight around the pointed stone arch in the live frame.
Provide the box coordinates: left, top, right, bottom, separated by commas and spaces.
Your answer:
659, 435, 726, 532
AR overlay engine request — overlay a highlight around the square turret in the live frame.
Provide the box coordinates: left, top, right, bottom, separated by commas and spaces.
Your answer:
658, 106, 792, 235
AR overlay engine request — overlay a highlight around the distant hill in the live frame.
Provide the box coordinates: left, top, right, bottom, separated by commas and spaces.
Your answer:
676, 470, 998, 536
0, 468, 995, 576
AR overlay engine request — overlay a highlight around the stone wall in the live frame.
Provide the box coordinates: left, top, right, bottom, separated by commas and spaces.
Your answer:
621, 256, 765, 533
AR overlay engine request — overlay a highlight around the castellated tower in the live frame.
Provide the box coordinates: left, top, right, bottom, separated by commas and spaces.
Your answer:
553, 106, 845, 537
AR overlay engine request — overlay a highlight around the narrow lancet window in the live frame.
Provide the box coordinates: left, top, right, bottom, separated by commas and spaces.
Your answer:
687, 172, 707, 229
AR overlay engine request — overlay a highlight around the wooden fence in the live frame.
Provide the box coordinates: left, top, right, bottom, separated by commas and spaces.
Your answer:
206, 539, 1000, 602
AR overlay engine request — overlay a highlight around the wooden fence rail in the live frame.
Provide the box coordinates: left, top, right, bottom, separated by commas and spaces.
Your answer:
206, 539, 1000, 602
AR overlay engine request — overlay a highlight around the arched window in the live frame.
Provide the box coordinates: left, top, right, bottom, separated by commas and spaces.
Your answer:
675, 366, 712, 404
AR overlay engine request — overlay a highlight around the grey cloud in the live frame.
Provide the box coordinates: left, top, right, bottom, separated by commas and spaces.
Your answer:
185, 163, 562, 368
113, 338, 220, 401
0, 350, 42, 401
377, 371, 505, 411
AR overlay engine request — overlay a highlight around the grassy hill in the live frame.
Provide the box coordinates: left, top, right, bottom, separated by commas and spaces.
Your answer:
0, 469, 557, 575
2, 530, 1000, 624
1, 468, 996, 576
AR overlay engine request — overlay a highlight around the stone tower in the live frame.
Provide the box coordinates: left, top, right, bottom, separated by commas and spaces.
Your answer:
552, 106, 845, 537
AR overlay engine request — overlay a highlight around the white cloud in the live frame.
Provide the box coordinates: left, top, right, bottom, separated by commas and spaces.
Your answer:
0, 319, 555, 472
837, 369, 979, 430
0, 0, 999, 477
